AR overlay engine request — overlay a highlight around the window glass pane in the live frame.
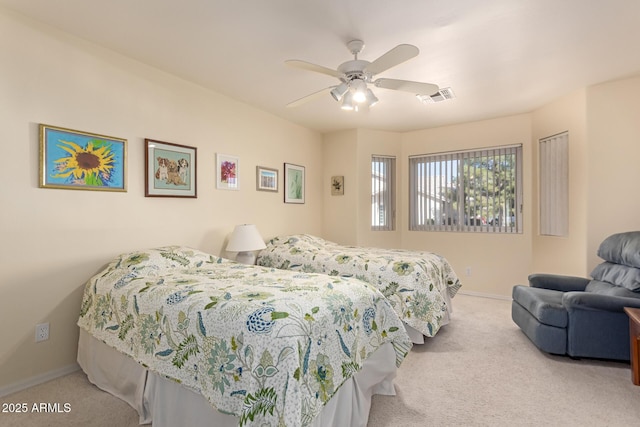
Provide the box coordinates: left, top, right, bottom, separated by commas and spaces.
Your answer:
409, 145, 522, 233
372, 155, 395, 231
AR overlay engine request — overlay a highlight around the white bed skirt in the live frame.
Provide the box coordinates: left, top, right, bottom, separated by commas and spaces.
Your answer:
77, 329, 398, 427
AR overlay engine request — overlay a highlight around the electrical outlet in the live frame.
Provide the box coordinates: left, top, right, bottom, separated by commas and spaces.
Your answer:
465, 267, 472, 277
36, 323, 49, 342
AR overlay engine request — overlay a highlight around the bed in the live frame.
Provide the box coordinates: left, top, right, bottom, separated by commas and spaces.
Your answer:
256, 234, 462, 343
76, 246, 413, 427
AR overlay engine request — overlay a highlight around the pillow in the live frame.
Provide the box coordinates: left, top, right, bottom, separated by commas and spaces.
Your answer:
590, 262, 640, 292
597, 231, 640, 268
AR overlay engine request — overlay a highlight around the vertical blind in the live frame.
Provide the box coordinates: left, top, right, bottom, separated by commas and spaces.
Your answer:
409, 145, 522, 233
539, 132, 569, 237
371, 155, 395, 231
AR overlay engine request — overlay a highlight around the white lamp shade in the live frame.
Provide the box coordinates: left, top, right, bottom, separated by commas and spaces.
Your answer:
226, 224, 266, 252
351, 79, 367, 103
341, 91, 354, 110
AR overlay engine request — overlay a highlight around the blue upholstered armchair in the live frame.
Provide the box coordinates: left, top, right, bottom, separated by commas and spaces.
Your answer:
512, 231, 640, 361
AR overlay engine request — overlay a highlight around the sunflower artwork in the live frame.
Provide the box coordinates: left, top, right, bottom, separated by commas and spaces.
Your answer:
40, 124, 126, 191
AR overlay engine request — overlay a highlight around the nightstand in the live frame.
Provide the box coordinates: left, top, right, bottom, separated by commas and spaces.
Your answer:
623, 307, 640, 386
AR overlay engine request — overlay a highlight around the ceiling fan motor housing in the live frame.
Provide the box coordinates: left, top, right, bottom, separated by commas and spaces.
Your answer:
337, 60, 372, 83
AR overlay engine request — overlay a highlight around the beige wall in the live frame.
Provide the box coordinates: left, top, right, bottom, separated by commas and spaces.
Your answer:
322, 130, 358, 244
322, 117, 537, 297
530, 90, 589, 276
585, 75, 640, 269
399, 115, 534, 296
322, 128, 402, 248
0, 10, 323, 390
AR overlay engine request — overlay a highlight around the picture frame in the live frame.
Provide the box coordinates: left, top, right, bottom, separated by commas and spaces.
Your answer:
256, 166, 278, 192
39, 124, 127, 191
284, 163, 305, 204
145, 139, 197, 198
331, 175, 344, 195
216, 153, 239, 190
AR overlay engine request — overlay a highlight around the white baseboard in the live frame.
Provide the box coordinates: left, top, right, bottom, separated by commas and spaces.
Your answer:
458, 290, 512, 301
0, 363, 80, 398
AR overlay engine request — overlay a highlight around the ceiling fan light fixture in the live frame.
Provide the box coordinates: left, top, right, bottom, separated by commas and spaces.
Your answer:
365, 88, 379, 107
341, 91, 354, 110
330, 82, 349, 101
350, 79, 367, 103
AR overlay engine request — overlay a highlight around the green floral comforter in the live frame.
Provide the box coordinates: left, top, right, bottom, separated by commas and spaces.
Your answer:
77, 246, 412, 427
257, 235, 462, 338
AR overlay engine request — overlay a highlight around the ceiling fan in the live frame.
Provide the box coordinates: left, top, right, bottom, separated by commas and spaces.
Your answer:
285, 39, 439, 111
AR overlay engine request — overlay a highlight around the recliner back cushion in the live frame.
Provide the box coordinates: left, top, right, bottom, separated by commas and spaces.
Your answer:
597, 231, 640, 268
591, 262, 640, 292
585, 279, 640, 297
590, 262, 640, 292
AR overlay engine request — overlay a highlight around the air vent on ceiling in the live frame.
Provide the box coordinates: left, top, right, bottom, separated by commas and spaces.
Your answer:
416, 87, 456, 104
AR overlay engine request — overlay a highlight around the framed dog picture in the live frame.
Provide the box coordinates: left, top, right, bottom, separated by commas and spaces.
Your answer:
145, 139, 197, 197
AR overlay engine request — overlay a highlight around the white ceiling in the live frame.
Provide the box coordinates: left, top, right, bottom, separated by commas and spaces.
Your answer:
3, 0, 640, 133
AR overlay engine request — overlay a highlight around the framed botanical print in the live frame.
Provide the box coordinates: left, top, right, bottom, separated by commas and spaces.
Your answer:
256, 166, 278, 192
331, 175, 344, 195
284, 163, 305, 204
216, 153, 239, 190
39, 124, 127, 191
145, 139, 197, 197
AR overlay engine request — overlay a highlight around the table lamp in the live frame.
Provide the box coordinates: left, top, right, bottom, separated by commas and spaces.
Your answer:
226, 224, 266, 264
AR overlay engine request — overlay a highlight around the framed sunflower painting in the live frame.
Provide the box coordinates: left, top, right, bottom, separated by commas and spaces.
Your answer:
39, 124, 127, 191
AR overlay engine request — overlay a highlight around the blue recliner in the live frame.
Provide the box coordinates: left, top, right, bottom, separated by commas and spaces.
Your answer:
512, 231, 640, 361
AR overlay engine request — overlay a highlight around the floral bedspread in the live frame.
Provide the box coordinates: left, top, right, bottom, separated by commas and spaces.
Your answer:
257, 235, 462, 338
77, 246, 412, 427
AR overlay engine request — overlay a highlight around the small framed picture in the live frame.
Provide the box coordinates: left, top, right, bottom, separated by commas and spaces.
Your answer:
145, 139, 197, 198
217, 153, 239, 190
284, 163, 305, 204
39, 124, 127, 191
331, 176, 344, 195
256, 166, 278, 192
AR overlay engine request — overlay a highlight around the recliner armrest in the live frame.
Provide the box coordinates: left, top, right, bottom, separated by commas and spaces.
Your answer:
563, 291, 640, 313
528, 273, 590, 292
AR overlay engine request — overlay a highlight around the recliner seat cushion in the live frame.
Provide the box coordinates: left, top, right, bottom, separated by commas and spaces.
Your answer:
512, 285, 567, 328
584, 279, 640, 298
590, 262, 640, 292
597, 231, 640, 268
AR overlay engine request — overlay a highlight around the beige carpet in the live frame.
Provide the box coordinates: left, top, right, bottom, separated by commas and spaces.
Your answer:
2, 294, 639, 426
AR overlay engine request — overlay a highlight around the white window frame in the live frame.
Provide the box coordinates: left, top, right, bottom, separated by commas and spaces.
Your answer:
409, 145, 523, 233
371, 155, 396, 231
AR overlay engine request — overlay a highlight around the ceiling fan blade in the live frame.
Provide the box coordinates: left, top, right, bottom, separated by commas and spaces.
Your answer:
365, 44, 419, 75
285, 60, 344, 79
286, 86, 334, 108
374, 78, 439, 95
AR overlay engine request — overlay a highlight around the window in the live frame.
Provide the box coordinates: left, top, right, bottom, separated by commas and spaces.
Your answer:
409, 145, 522, 233
371, 155, 396, 230
539, 132, 568, 237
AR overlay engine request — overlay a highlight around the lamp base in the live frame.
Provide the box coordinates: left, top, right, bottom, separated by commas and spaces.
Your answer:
235, 251, 256, 265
